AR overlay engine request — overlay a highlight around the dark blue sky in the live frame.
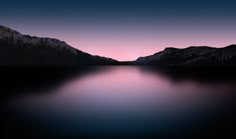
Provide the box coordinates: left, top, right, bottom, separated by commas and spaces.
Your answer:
1, 0, 236, 60
1, 0, 236, 20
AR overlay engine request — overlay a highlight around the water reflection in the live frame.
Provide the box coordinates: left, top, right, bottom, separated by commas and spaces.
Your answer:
2, 66, 236, 138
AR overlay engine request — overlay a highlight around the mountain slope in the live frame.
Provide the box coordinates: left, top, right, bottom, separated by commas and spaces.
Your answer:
0, 25, 118, 66
134, 45, 236, 67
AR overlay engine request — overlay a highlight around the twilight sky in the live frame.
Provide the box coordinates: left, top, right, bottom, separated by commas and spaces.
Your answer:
1, 0, 236, 61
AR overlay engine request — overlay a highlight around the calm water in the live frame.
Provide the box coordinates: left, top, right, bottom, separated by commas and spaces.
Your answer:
3, 66, 236, 137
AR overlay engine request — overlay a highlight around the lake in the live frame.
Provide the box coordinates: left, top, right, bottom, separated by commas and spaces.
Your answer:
2, 66, 236, 138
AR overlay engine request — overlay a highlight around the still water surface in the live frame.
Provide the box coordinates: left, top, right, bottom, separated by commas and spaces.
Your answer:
3, 66, 236, 137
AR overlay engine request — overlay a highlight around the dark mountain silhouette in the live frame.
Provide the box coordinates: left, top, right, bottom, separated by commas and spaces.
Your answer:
0, 25, 118, 66
1, 25, 236, 68
134, 45, 236, 67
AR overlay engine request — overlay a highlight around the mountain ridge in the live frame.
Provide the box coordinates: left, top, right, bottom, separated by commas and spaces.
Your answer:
0, 25, 118, 66
134, 44, 236, 67
1, 25, 236, 67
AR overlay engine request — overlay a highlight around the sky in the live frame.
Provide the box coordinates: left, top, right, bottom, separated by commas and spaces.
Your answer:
0, 0, 236, 61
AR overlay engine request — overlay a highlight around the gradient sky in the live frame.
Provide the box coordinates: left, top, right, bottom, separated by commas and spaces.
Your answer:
1, 0, 236, 61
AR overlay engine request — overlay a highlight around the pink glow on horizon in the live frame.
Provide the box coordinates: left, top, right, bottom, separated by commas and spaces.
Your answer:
14, 25, 236, 61
65, 35, 235, 61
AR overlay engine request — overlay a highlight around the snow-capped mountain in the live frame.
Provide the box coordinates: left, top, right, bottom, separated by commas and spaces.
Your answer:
0, 25, 118, 66
134, 45, 236, 67
1, 25, 236, 67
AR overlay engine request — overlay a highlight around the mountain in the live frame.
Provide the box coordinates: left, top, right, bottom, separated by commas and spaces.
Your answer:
134, 45, 236, 67
1, 25, 236, 68
0, 25, 118, 66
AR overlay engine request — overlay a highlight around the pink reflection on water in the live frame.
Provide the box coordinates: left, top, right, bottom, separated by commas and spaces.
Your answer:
47, 66, 230, 112
7, 66, 235, 114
